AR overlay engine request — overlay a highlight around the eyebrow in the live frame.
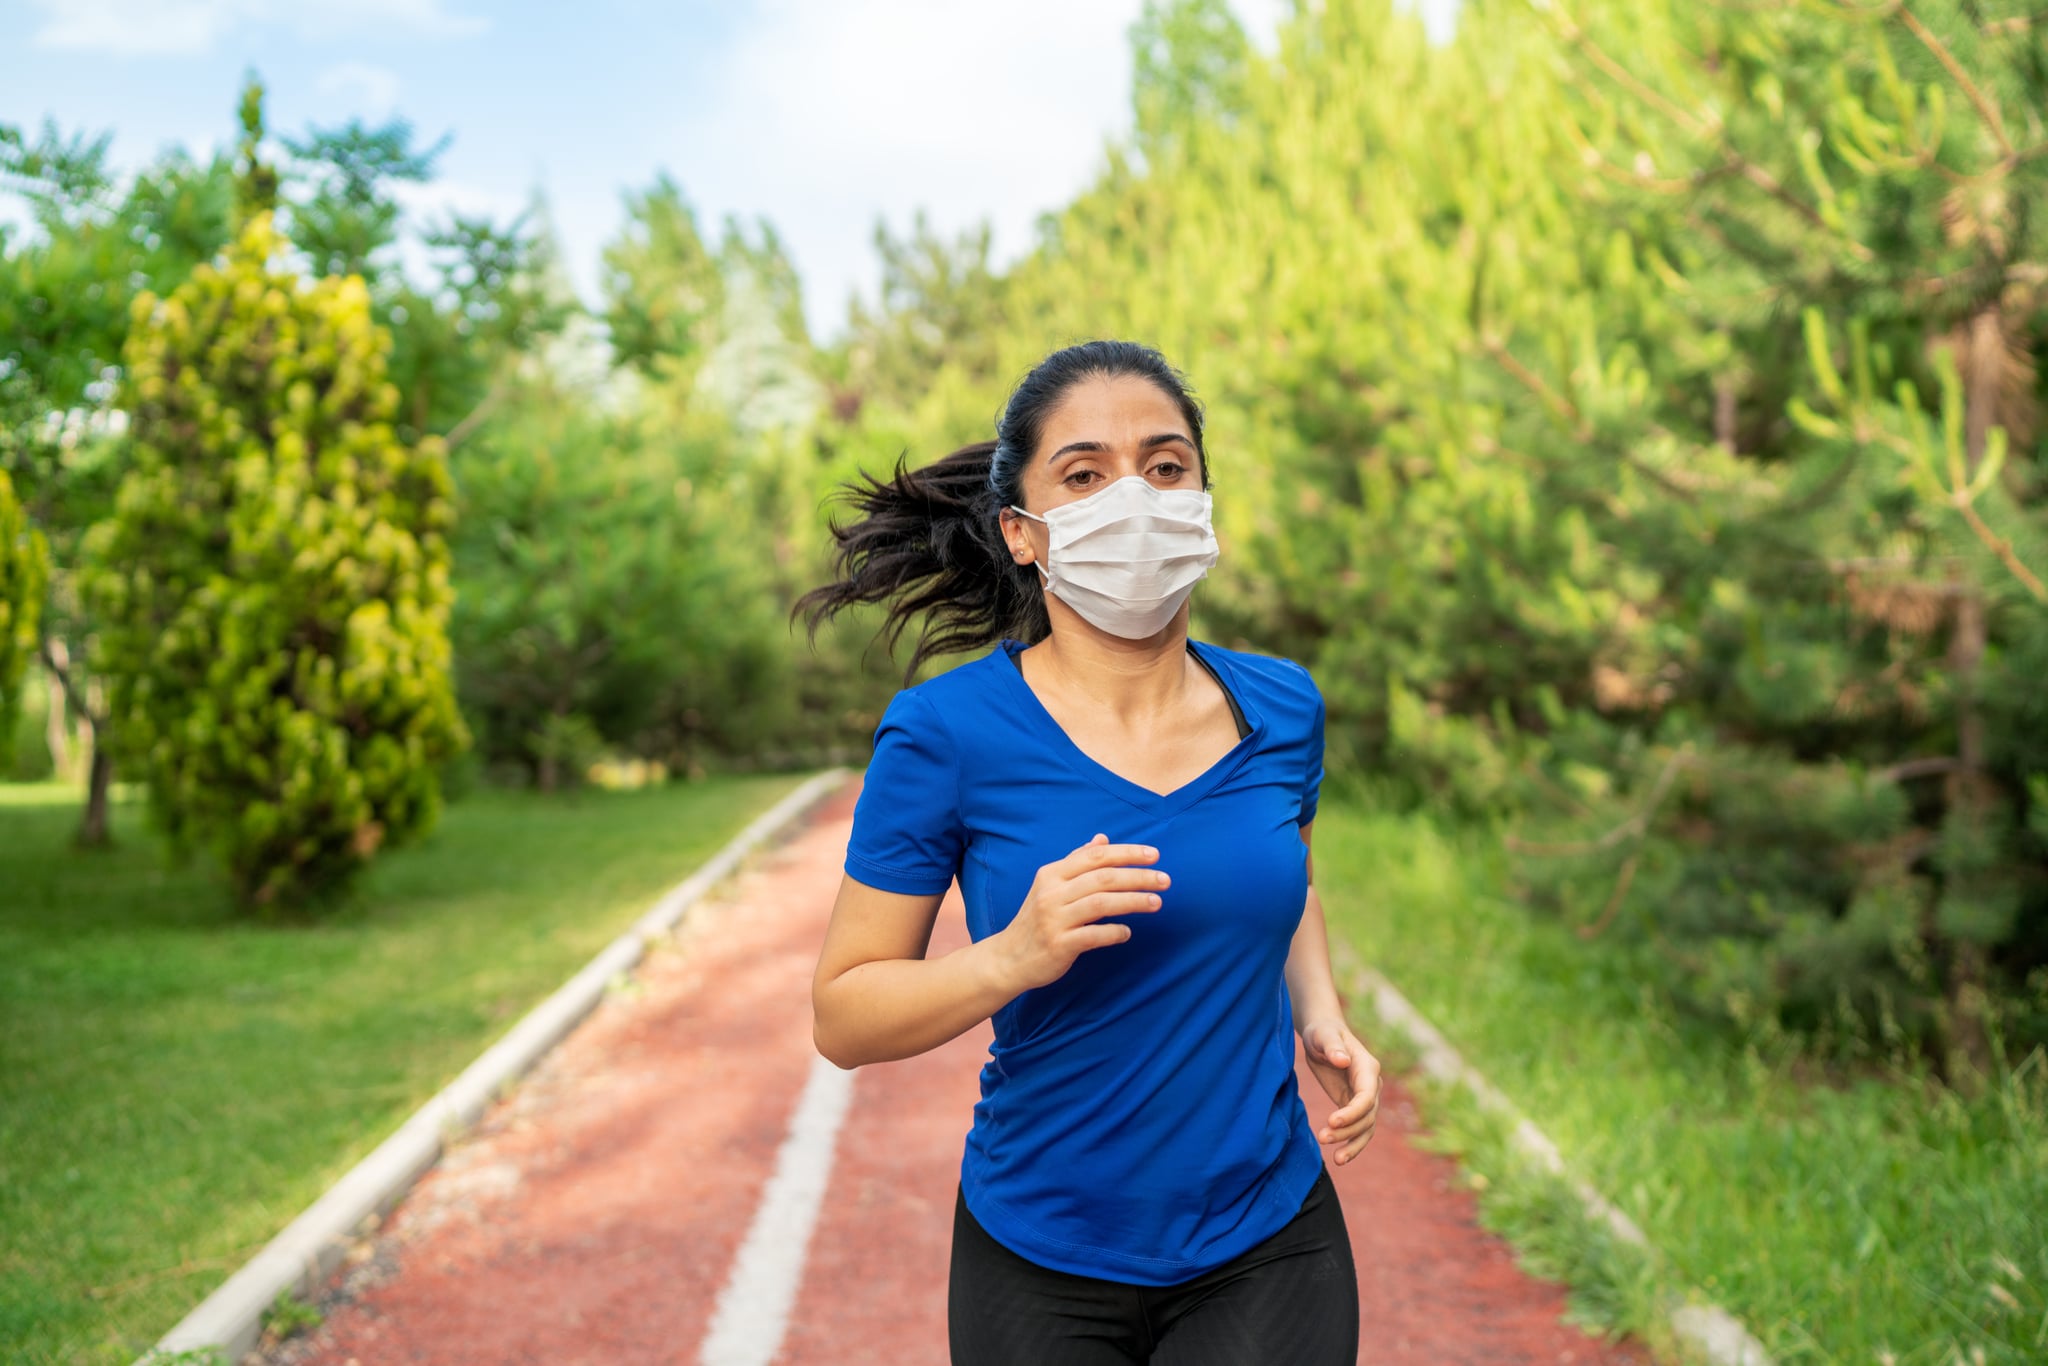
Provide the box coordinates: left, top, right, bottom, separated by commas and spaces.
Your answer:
1048, 433, 1197, 465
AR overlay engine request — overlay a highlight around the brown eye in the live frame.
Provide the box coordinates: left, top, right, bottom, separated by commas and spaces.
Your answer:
1152, 462, 1186, 479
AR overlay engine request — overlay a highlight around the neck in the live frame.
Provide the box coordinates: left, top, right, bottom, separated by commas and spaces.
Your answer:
1028, 607, 1194, 724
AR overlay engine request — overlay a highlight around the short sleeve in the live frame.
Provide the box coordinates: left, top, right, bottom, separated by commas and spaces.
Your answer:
1298, 667, 1325, 827
844, 688, 966, 895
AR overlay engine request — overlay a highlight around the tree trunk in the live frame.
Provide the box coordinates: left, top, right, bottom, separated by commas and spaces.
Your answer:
1938, 303, 2006, 1083
1713, 371, 1739, 453
1942, 571, 1990, 1080
78, 731, 113, 848
43, 649, 71, 780
39, 635, 113, 842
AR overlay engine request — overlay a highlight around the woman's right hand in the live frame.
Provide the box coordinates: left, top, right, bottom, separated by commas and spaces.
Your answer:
989, 834, 1168, 993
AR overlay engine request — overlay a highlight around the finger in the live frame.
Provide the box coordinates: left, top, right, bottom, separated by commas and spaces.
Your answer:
1307, 1057, 1354, 1106
1071, 922, 1134, 952
1067, 891, 1166, 923
1325, 1048, 1379, 1104
1322, 1102, 1378, 1139
1325, 1080, 1380, 1126
1330, 1081, 1381, 1127
1328, 1109, 1379, 1150
1065, 865, 1171, 898
1327, 1030, 1369, 1062
1327, 1131, 1375, 1165
1310, 1089, 1376, 1130
1318, 1103, 1377, 1143
1063, 841, 1161, 872
1330, 1080, 1380, 1123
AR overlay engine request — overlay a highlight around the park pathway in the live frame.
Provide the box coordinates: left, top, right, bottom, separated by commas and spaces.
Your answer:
274, 776, 1643, 1366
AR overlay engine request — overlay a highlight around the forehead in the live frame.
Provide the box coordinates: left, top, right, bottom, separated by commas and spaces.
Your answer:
1036, 373, 1189, 453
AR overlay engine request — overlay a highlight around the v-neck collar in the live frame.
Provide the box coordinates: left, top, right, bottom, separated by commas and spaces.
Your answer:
993, 637, 1266, 817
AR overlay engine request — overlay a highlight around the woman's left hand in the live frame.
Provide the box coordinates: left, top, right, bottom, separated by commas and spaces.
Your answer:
1300, 1018, 1381, 1166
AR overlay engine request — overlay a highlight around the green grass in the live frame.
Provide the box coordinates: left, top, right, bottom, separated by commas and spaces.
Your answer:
0, 773, 805, 1365
1314, 803, 2048, 1365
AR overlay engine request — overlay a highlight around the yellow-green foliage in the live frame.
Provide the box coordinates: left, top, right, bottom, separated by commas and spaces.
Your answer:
83, 212, 469, 909
0, 467, 48, 738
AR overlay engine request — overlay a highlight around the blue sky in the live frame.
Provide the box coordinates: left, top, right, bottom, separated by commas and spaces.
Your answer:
1, 0, 1459, 344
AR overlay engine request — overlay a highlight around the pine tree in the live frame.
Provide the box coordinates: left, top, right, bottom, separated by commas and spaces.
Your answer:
1498, 0, 2048, 1071
602, 173, 726, 379
82, 212, 468, 909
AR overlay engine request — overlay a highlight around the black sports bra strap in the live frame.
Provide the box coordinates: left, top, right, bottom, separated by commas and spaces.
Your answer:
1188, 645, 1252, 740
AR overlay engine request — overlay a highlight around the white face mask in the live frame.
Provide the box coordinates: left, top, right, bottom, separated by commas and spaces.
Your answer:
1009, 475, 1220, 639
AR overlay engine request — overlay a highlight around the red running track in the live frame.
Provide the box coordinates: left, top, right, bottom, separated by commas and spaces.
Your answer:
275, 777, 1643, 1366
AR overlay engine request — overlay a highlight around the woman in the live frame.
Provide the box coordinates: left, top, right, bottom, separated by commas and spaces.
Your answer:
797, 340, 1380, 1364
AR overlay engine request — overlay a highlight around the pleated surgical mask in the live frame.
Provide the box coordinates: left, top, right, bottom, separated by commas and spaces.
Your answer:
1009, 475, 1220, 639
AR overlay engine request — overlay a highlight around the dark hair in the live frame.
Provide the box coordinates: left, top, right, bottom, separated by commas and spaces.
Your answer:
793, 339, 1209, 681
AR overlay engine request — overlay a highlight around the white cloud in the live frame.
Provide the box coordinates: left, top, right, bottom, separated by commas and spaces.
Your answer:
29, 0, 488, 57
316, 61, 402, 117
30, 0, 251, 56
666, 0, 1145, 341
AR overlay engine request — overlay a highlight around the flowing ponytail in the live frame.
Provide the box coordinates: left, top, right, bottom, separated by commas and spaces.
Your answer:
793, 440, 1047, 680
793, 340, 1208, 681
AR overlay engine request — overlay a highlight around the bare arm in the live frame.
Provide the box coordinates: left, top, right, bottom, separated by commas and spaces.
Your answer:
1282, 822, 1347, 1031
812, 835, 1169, 1070
811, 876, 1018, 1069
1284, 820, 1383, 1163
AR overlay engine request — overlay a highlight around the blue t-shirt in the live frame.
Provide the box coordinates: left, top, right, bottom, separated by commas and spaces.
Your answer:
842, 636, 1328, 1285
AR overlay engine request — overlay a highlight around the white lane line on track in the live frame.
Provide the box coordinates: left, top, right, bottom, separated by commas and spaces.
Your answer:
699, 1052, 858, 1366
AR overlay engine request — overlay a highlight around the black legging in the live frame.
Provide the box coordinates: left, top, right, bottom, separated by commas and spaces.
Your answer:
947, 1166, 1359, 1365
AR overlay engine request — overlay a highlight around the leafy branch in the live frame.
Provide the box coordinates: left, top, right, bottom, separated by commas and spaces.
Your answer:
1541, 0, 1877, 262
1793, 308, 2047, 602
1508, 745, 1698, 939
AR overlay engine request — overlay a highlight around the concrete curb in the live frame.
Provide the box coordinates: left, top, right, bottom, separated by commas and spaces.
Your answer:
1332, 942, 1772, 1366
142, 767, 851, 1365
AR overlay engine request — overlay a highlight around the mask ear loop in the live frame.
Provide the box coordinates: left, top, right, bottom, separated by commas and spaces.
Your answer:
1005, 505, 1052, 586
